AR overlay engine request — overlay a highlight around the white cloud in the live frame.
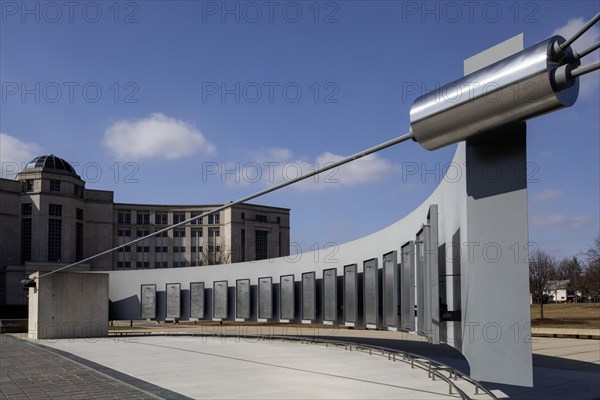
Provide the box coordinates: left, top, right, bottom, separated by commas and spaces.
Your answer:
296, 151, 398, 191
530, 213, 592, 229
569, 216, 594, 229
103, 113, 215, 160
553, 18, 600, 98
219, 147, 399, 191
532, 189, 563, 202
0, 133, 42, 178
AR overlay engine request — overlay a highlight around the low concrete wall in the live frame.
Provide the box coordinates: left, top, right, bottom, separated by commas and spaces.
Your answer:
532, 327, 600, 339
28, 272, 109, 340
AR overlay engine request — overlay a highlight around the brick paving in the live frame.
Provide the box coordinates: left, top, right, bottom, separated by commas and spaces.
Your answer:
0, 334, 187, 400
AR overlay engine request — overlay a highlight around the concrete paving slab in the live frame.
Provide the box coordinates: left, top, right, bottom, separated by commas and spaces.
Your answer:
35, 336, 486, 399
4, 327, 599, 400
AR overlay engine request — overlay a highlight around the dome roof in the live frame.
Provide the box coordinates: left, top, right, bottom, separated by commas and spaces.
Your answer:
24, 155, 79, 177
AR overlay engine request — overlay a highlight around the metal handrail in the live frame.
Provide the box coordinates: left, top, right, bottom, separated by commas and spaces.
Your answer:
221, 332, 498, 400
125, 328, 497, 399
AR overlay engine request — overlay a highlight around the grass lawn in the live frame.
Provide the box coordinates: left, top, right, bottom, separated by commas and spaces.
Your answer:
530, 303, 600, 329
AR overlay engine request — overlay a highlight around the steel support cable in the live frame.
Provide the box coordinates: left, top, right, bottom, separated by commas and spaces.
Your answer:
560, 12, 600, 50
576, 41, 600, 59
570, 60, 600, 78
28, 131, 415, 282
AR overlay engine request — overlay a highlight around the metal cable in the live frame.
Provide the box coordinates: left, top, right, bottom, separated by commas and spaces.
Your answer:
570, 60, 600, 78
560, 12, 600, 50
576, 42, 600, 59
31, 131, 414, 281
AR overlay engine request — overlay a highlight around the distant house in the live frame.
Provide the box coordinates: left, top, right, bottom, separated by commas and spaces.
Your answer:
545, 280, 569, 303
544, 280, 581, 303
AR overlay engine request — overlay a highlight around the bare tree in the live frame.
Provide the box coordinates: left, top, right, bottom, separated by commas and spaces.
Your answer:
199, 239, 232, 266
556, 256, 584, 299
529, 250, 556, 319
582, 235, 600, 304
584, 234, 600, 269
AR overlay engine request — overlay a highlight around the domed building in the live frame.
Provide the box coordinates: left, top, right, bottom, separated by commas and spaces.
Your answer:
0, 155, 290, 310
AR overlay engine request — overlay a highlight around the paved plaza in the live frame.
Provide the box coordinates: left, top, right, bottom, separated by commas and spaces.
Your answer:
1, 328, 599, 399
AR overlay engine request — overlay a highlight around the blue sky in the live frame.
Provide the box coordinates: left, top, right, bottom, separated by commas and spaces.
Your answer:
1, 0, 598, 260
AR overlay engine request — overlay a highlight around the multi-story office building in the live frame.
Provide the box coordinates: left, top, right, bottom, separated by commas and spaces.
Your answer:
0, 155, 290, 306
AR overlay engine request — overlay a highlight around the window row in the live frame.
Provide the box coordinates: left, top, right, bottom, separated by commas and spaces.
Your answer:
23, 179, 84, 198
117, 211, 221, 225
116, 245, 225, 253
20, 203, 83, 220
116, 261, 188, 269
119, 229, 211, 237
242, 212, 281, 224
116, 246, 207, 253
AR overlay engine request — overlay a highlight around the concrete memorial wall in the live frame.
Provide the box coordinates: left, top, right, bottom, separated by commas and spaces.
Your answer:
35, 34, 537, 387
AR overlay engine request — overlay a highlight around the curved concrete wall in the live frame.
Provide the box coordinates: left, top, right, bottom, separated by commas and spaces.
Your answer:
107, 135, 533, 387
108, 35, 534, 388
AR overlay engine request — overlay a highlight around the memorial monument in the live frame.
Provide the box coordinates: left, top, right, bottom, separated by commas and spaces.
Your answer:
28, 13, 600, 387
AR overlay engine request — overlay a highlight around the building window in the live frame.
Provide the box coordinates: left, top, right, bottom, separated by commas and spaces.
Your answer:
21, 218, 32, 263
208, 214, 220, 224
136, 261, 149, 269
155, 262, 167, 269
173, 246, 186, 253
117, 229, 131, 237
191, 246, 203, 253
155, 213, 168, 225
137, 211, 150, 225
241, 212, 245, 220
255, 214, 267, 222
49, 203, 62, 217
117, 246, 131, 253
48, 219, 62, 262
173, 213, 186, 224
191, 213, 203, 224
74, 185, 84, 198
21, 203, 32, 216
155, 230, 168, 238
76, 222, 83, 261
255, 230, 268, 260
277, 216, 281, 224
241, 229, 246, 262
154, 246, 168, 253
137, 229, 150, 237
50, 180, 61, 192
117, 261, 131, 269
208, 228, 220, 238
76, 208, 84, 220
26, 180, 34, 192
117, 210, 131, 224
191, 229, 203, 238
136, 246, 150, 253
279, 232, 282, 257
174, 229, 186, 238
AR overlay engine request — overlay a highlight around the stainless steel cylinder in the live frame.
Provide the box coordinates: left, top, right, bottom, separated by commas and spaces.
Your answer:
410, 36, 579, 151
